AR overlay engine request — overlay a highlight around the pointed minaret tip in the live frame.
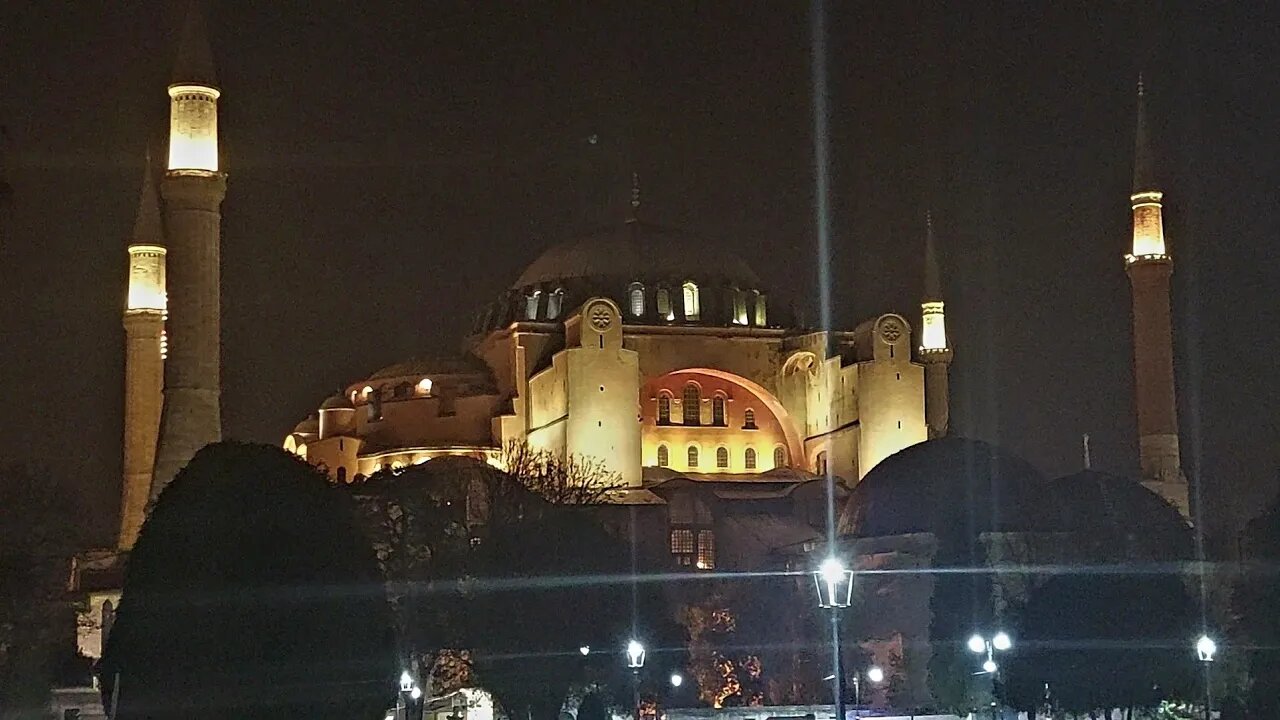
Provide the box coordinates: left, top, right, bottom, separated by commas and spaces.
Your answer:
172, 0, 217, 87
131, 150, 164, 247
923, 210, 943, 303
1132, 74, 1156, 194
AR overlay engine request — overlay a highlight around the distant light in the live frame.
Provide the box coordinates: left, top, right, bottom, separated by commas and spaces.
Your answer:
992, 632, 1012, 651
968, 634, 986, 654
362, 385, 374, 399
982, 659, 998, 674
1197, 635, 1217, 662
819, 557, 846, 586
418, 377, 433, 394
410, 687, 423, 700
400, 671, 414, 691
866, 666, 884, 684
627, 639, 646, 668
579, 645, 591, 656
670, 673, 683, 687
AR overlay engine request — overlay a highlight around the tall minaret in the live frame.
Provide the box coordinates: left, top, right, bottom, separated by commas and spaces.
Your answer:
151, 1, 227, 499
919, 212, 953, 438
1124, 79, 1189, 519
118, 158, 166, 550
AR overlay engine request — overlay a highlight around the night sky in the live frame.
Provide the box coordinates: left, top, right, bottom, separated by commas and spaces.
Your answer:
1, 1, 1276, 546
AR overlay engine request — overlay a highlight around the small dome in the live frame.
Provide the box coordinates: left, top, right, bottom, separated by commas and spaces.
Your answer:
320, 393, 354, 410
292, 414, 320, 435
1049, 470, 1192, 559
512, 220, 762, 290
840, 437, 1050, 555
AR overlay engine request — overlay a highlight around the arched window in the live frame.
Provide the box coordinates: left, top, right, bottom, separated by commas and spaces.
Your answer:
657, 444, 669, 467
712, 395, 726, 426
733, 290, 748, 325
657, 392, 672, 424
743, 408, 757, 429
547, 287, 564, 319
687, 445, 699, 468
656, 288, 672, 320
628, 282, 645, 317
816, 451, 828, 476
682, 383, 701, 425
716, 446, 729, 469
525, 290, 541, 320
773, 446, 787, 468
337, 466, 347, 483
745, 447, 757, 469
102, 599, 116, 640
682, 281, 700, 320
753, 291, 767, 326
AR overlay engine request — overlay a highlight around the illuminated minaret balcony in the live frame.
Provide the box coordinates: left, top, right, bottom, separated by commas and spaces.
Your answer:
167, 84, 220, 173
1125, 189, 1169, 264
919, 301, 948, 354
126, 244, 168, 314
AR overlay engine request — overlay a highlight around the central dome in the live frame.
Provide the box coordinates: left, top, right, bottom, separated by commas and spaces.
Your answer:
512, 220, 762, 289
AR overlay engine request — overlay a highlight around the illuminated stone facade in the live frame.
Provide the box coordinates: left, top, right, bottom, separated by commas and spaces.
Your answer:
286, 220, 937, 492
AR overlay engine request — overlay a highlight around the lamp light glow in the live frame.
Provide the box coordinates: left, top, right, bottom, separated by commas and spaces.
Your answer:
400, 671, 413, 691
992, 631, 1012, 651
967, 634, 986, 654
626, 639, 646, 668
410, 687, 423, 700
579, 645, 591, 656
670, 673, 683, 687
866, 666, 884, 684
982, 659, 998, 674
1196, 635, 1217, 662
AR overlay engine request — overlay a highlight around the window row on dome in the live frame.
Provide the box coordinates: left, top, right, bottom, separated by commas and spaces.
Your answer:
656, 443, 787, 470
481, 280, 770, 328
656, 384, 758, 428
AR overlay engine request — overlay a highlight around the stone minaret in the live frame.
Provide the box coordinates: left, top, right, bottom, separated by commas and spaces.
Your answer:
151, 2, 227, 499
919, 212, 953, 438
1124, 79, 1188, 519
118, 159, 166, 550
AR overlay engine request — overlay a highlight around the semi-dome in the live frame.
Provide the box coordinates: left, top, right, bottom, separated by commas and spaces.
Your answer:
292, 414, 320, 435
512, 220, 762, 289
319, 393, 354, 410
840, 437, 1051, 553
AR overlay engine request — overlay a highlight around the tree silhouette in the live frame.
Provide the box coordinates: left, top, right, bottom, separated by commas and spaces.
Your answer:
1237, 490, 1280, 718
99, 443, 396, 720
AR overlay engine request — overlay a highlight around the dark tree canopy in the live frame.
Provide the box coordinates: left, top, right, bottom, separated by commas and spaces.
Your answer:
0, 464, 88, 718
99, 443, 396, 720
1237, 491, 1280, 718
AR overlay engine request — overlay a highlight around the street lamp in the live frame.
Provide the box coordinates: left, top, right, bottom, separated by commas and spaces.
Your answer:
398, 670, 422, 720
1196, 635, 1216, 720
580, 645, 591, 656
812, 557, 854, 720
626, 640, 646, 720
670, 672, 683, 688
969, 632, 1012, 720
851, 666, 884, 718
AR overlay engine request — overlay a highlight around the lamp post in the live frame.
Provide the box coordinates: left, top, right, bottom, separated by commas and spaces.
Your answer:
1196, 635, 1216, 720
968, 632, 1011, 720
399, 670, 422, 720
814, 557, 854, 720
626, 639, 646, 720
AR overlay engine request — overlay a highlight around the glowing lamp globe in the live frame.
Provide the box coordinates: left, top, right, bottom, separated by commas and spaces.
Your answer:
982, 659, 998, 674
813, 557, 854, 608
400, 671, 414, 692
992, 631, 1012, 651
670, 673, 684, 687
1196, 635, 1217, 662
967, 634, 987, 654
866, 666, 885, 684
626, 639, 646, 668
579, 645, 591, 656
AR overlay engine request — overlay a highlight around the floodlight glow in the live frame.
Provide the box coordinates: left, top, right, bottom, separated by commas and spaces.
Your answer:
968, 634, 986, 654
866, 666, 884, 684
982, 659, 997, 674
992, 631, 1012, 651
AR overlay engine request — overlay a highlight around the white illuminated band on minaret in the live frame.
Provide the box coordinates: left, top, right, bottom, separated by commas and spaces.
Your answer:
167, 85, 221, 173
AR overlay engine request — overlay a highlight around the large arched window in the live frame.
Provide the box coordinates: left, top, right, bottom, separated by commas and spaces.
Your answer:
657, 444, 669, 467
716, 446, 729, 469
682, 383, 701, 425
628, 282, 645, 317
657, 392, 672, 424
682, 281, 700, 320
687, 445, 699, 468
656, 288, 672, 320
525, 290, 541, 320
712, 395, 726, 426
546, 287, 564, 319
773, 446, 787, 468
745, 447, 757, 470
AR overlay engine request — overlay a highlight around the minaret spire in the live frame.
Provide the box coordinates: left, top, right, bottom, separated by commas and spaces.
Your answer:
919, 210, 953, 439
1123, 77, 1188, 520
172, 0, 216, 87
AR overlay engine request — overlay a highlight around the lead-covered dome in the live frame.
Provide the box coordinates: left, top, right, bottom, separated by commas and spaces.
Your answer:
840, 437, 1052, 555
473, 219, 787, 333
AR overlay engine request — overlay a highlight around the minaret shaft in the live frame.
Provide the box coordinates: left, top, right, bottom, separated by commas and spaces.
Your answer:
920, 213, 952, 438
120, 311, 164, 548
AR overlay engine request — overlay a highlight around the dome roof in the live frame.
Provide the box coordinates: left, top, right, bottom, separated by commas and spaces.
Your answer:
840, 437, 1051, 554
512, 220, 762, 290
292, 414, 320, 435
320, 393, 354, 410
367, 355, 493, 381
1048, 470, 1192, 559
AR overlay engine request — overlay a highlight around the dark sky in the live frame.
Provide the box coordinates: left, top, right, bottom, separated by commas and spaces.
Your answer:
1, 1, 1276, 545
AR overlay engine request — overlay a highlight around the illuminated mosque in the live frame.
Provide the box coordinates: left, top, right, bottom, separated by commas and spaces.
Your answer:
66, 5, 1195, 715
